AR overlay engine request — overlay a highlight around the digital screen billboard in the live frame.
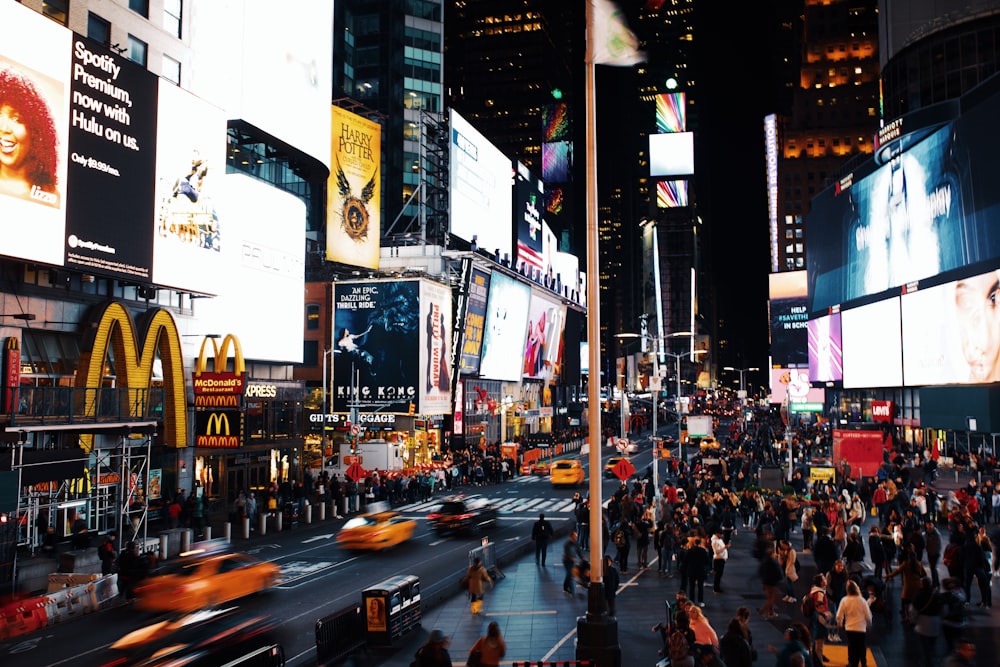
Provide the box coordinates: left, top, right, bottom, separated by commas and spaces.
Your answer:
807, 312, 843, 383
655, 92, 686, 133
770, 367, 825, 405
542, 141, 572, 183
649, 132, 694, 177
807, 82, 1000, 312
419, 279, 453, 415
656, 180, 689, 208
460, 268, 491, 375
327, 106, 381, 269
449, 109, 513, 261
478, 272, 530, 381
514, 162, 544, 277
769, 271, 808, 368
552, 250, 579, 295
543, 102, 570, 142
902, 266, 1000, 385
841, 297, 903, 389
523, 291, 566, 380
332, 280, 420, 413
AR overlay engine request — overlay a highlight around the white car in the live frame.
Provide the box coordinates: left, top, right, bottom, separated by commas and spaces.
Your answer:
613, 438, 638, 454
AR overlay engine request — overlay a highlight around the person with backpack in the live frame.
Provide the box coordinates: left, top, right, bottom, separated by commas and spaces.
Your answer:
803, 573, 834, 660
611, 519, 632, 574
668, 606, 696, 667
531, 513, 554, 566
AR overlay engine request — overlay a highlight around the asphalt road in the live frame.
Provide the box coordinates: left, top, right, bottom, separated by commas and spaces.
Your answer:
1, 444, 646, 667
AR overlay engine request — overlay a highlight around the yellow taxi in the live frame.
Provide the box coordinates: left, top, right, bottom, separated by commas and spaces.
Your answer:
336, 501, 416, 551
134, 548, 280, 613
603, 456, 625, 478
550, 460, 585, 487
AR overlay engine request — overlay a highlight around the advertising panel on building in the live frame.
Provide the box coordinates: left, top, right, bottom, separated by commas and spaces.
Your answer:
769, 271, 808, 368
479, 272, 530, 381
770, 367, 825, 405
841, 297, 903, 389
194, 174, 306, 363
807, 81, 1000, 313
448, 109, 513, 261
460, 268, 491, 375
655, 92, 686, 133
522, 291, 566, 381
0, 2, 70, 268
332, 280, 419, 413
552, 250, 579, 297
419, 279, 453, 415
648, 132, 694, 177
657, 180, 689, 208
901, 265, 1000, 385
514, 161, 544, 277
807, 311, 843, 383
328, 106, 381, 269
152, 83, 227, 293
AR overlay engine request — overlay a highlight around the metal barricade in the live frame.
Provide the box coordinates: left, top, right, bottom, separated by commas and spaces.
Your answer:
511, 662, 595, 666
468, 538, 504, 580
315, 604, 365, 666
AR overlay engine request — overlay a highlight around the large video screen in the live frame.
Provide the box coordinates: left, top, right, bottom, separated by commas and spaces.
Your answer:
656, 180, 689, 208
808, 312, 843, 383
902, 266, 1000, 385
769, 271, 808, 368
522, 292, 567, 380
649, 132, 694, 177
542, 141, 572, 183
479, 272, 530, 381
655, 92, 686, 133
807, 82, 1000, 312
459, 268, 491, 375
449, 109, 513, 261
770, 367, 825, 405
418, 279, 453, 415
514, 162, 544, 276
841, 297, 903, 388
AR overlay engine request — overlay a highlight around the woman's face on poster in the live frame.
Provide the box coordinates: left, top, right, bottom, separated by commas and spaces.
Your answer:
0, 103, 30, 170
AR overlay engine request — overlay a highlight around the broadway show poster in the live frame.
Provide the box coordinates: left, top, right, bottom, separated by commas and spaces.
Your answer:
460, 268, 491, 375
65, 35, 158, 280
328, 106, 381, 269
0, 2, 71, 267
479, 272, 530, 382
522, 292, 566, 381
419, 279, 453, 415
333, 280, 418, 413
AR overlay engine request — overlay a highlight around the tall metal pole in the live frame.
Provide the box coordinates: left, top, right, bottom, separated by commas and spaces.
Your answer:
676, 354, 683, 462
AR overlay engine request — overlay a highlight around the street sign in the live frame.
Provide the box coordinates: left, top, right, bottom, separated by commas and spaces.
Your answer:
350, 424, 361, 436
345, 461, 368, 482
613, 458, 635, 481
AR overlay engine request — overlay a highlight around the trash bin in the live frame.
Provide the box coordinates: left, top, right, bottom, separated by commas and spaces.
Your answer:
281, 502, 299, 529
361, 575, 420, 646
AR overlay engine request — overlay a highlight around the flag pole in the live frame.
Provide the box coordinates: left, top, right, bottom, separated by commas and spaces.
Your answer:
578, 0, 621, 663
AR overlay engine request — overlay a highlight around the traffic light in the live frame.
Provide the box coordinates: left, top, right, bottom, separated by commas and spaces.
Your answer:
408, 402, 415, 415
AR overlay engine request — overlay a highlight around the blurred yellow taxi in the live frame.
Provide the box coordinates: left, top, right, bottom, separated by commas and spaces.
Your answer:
550, 460, 585, 487
336, 501, 416, 551
134, 549, 280, 613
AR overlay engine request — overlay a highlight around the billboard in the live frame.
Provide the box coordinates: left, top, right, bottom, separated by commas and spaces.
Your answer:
327, 106, 381, 269
419, 279, 453, 415
807, 84, 1000, 312
656, 180, 689, 208
194, 175, 306, 363
152, 83, 227, 293
902, 266, 1000, 385
542, 141, 572, 183
332, 280, 419, 413
770, 367, 825, 405
522, 291, 567, 380
649, 132, 694, 177
841, 297, 903, 389
479, 272, 530, 381
460, 268, 491, 375
542, 102, 570, 142
514, 162, 544, 276
768, 271, 808, 368
0, 2, 71, 268
655, 92, 686, 133
449, 109, 513, 261
807, 311, 843, 383
832, 429, 889, 479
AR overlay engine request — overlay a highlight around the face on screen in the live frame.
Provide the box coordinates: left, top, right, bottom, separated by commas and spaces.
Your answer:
955, 270, 1000, 382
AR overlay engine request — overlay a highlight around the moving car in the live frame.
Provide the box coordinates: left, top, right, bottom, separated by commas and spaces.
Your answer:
603, 456, 626, 478
134, 550, 280, 613
550, 460, 585, 487
335, 501, 416, 551
427, 494, 499, 534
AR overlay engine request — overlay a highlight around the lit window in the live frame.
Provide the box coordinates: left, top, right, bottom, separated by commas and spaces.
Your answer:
42, 0, 68, 25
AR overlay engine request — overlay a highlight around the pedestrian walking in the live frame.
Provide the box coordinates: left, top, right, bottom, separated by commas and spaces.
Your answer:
757, 547, 783, 619
710, 530, 728, 593
562, 530, 583, 597
468, 621, 506, 667
531, 513, 554, 566
835, 580, 872, 667
912, 576, 943, 667
465, 556, 492, 615
413, 629, 452, 667
602, 555, 620, 616
686, 535, 711, 606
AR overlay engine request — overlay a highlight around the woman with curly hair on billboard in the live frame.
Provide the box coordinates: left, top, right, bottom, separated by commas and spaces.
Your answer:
0, 64, 60, 207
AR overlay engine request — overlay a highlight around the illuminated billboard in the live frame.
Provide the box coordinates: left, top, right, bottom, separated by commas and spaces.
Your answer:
460, 268, 491, 375
807, 312, 843, 383
449, 109, 513, 261
523, 291, 566, 380
655, 92, 686, 133
542, 141, 572, 183
841, 297, 903, 389
332, 280, 420, 413
419, 279, 453, 415
807, 83, 1000, 312
768, 271, 808, 368
514, 162, 544, 277
327, 106, 381, 269
479, 272, 530, 381
649, 132, 694, 177
543, 102, 570, 142
656, 180, 689, 208
770, 367, 825, 405
902, 266, 1000, 385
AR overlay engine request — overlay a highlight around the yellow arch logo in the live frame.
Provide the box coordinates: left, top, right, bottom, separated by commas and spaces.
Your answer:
205, 412, 230, 435
75, 301, 187, 451
194, 334, 245, 376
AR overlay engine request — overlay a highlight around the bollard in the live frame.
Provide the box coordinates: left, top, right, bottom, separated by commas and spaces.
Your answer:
204, 525, 212, 541
258, 513, 267, 536
181, 529, 192, 553
318, 501, 326, 521
276, 510, 283, 532
159, 534, 168, 562
243, 516, 251, 539
222, 522, 230, 543
305, 503, 312, 525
